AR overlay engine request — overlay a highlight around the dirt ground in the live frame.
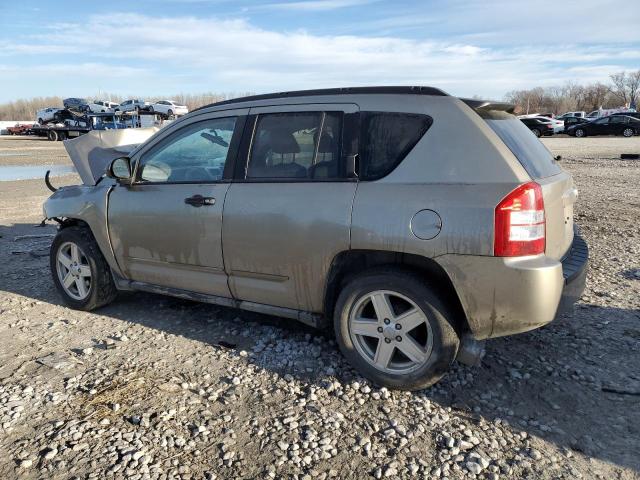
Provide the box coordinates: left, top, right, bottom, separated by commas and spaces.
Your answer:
0, 135, 639, 480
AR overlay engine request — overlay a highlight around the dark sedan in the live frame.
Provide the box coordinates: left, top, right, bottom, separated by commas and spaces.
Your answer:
562, 116, 589, 133
568, 115, 639, 137
520, 117, 555, 137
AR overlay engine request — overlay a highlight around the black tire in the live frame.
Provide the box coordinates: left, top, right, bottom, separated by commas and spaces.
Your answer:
574, 128, 586, 138
50, 226, 117, 311
334, 269, 460, 390
622, 127, 634, 137
57, 131, 66, 141
149, 105, 154, 113
168, 109, 173, 116
532, 128, 541, 137
38, 118, 44, 125
47, 130, 58, 141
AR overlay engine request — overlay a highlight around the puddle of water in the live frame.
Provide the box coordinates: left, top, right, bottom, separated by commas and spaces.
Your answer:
0, 165, 77, 181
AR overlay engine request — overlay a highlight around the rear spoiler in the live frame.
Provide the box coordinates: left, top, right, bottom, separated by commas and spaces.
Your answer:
460, 98, 516, 115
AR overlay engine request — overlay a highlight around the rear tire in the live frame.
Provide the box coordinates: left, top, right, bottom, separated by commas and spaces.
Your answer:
50, 226, 117, 311
168, 109, 173, 116
38, 118, 44, 125
532, 128, 541, 137
57, 131, 66, 141
623, 127, 634, 137
149, 106, 154, 113
334, 269, 460, 390
47, 130, 58, 141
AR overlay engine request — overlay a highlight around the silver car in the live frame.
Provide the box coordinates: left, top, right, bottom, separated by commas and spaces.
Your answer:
44, 87, 588, 390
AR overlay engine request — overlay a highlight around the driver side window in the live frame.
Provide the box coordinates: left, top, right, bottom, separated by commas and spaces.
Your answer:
139, 117, 237, 183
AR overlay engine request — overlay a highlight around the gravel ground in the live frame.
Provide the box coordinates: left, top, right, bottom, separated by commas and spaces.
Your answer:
0, 135, 639, 480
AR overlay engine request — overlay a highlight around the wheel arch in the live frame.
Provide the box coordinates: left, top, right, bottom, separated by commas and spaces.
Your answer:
323, 249, 471, 336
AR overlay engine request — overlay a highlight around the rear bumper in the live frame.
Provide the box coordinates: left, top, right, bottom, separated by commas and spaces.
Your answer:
436, 231, 589, 340
557, 232, 589, 314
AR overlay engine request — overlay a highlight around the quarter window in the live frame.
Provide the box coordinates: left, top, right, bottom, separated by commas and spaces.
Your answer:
247, 112, 344, 179
138, 117, 237, 183
359, 112, 432, 180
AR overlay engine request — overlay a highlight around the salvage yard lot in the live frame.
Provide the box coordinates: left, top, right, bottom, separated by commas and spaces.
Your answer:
0, 135, 639, 479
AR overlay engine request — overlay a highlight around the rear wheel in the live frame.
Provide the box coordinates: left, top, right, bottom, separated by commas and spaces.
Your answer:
623, 127, 634, 137
57, 131, 66, 141
149, 105, 154, 113
334, 270, 459, 390
50, 226, 117, 311
37, 118, 44, 125
47, 130, 58, 141
574, 128, 586, 138
168, 109, 173, 116
532, 128, 541, 137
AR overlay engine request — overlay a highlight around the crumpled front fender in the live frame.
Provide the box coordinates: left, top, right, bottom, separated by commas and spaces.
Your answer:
44, 184, 123, 277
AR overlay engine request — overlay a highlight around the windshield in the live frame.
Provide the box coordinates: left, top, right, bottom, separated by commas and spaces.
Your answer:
483, 111, 562, 179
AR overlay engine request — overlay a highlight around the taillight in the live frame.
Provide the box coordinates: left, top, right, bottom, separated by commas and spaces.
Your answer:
494, 182, 545, 256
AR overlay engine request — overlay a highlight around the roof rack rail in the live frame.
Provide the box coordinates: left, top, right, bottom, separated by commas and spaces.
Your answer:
194, 86, 449, 112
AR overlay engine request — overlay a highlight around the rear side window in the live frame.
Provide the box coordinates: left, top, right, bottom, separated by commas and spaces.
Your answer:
247, 112, 344, 180
359, 112, 432, 180
484, 113, 561, 179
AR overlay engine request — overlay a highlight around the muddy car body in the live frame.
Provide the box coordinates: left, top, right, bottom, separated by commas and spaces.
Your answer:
44, 87, 588, 389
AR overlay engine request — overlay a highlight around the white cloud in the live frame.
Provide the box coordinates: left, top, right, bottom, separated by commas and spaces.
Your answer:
0, 11, 638, 101
264, 0, 377, 11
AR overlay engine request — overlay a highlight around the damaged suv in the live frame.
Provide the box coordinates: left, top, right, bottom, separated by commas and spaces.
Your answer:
44, 87, 588, 390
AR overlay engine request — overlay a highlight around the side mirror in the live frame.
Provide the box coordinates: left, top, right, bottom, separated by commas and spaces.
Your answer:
107, 157, 132, 184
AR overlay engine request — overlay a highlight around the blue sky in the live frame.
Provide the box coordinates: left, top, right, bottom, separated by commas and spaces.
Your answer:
1, 0, 639, 103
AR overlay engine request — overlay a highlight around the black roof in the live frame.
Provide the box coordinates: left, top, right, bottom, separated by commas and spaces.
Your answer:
194, 86, 449, 111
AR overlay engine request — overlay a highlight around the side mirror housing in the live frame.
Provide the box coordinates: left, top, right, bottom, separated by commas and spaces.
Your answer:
107, 157, 132, 184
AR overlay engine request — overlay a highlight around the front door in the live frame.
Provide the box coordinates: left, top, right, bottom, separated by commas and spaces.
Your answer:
108, 110, 247, 297
222, 104, 359, 313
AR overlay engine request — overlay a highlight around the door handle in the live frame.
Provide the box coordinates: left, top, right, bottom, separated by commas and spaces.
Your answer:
184, 194, 215, 207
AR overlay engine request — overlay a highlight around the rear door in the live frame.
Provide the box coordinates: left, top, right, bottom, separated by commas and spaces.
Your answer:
222, 103, 359, 313
108, 109, 247, 296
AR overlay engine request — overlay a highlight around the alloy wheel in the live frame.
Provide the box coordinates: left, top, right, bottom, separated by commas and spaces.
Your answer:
348, 290, 434, 374
56, 241, 92, 300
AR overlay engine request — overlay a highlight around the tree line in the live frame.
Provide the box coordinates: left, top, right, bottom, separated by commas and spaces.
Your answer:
1, 70, 639, 120
0, 92, 251, 121
505, 70, 640, 115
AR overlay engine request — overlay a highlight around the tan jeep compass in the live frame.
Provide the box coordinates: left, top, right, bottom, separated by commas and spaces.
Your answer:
44, 87, 588, 390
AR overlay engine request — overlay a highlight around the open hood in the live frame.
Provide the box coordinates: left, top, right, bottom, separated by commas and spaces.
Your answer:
64, 128, 159, 185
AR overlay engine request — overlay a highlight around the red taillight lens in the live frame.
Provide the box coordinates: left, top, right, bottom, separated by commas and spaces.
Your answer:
494, 182, 545, 257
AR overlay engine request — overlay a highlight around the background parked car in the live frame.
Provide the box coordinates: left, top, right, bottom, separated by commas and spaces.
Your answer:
556, 111, 586, 120
87, 100, 119, 113
63, 98, 90, 112
562, 116, 590, 133
6, 123, 35, 135
611, 111, 640, 120
36, 107, 61, 124
115, 99, 150, 112
520, 117, 554, 137
149, 100, 189, 116
568, 115, 639, 137
531, 116, 564, 133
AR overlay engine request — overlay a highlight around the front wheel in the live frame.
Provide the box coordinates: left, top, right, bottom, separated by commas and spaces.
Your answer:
334, 270, 459, 390
623, 127, 634, 137
149, 105, 154, 113
50, 226, 117, 311
532, 128, 541, 137
575, 128, 586, 138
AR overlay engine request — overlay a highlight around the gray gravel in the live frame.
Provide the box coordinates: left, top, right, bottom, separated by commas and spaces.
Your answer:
0, 135, 639, 479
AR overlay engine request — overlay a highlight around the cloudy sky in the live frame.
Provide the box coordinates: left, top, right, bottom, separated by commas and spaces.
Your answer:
1, 0, 639, 102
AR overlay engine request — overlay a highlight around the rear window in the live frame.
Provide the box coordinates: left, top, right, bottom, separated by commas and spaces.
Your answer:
484, 111, 561, 179
359, 112, 432, 180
